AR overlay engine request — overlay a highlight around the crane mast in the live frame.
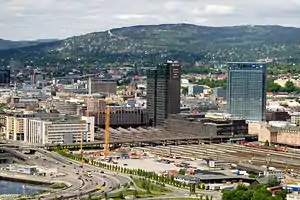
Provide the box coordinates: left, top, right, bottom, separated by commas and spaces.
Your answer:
104, 101, 110, 158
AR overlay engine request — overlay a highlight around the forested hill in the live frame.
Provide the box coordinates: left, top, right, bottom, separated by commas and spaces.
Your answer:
1, 24, 300, 67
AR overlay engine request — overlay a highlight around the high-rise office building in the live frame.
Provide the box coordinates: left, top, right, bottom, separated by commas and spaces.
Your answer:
0, 70, 10, 86
147, 61, 181, 126
227, 62, 267, 121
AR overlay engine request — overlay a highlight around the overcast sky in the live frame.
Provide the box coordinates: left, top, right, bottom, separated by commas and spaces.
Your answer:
1, 0, 300, 40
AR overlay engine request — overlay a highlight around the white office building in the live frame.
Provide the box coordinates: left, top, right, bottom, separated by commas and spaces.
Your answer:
25, 116, 94, 145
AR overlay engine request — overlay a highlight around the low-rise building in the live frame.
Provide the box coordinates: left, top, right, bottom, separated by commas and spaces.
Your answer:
8, 164, 36, 175
290, 112, 300, 125
80, 105, 149, 128
25, 116, 94, 145
88, 78, 117, 94
208, 160, 230, 168
213, 87, 226, 99
266, 110, 290, 122
288, 192, 300, 200
188, 85, 204, 95
264, 168, 285, 181
258, 125, 300, 147
164, 113, 248, 138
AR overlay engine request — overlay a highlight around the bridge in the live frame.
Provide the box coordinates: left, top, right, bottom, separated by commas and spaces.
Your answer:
0, 147, 28, 161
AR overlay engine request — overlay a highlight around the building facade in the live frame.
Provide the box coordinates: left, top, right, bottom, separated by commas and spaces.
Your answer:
258, 125, 300, 147
164, 114, 248, 138
146, 61, 181, 126
88, 78, 117, 94
3, 112, 35, 141
265, 110, 290, 122
80, 106, 149, 128
25, 116, 94, 145
188, 85, 204, 95
290, 112, 300, 124
227, 62, 267, 121
213, 87, 226, 99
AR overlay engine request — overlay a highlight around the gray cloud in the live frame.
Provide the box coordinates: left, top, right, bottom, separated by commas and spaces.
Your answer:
0, 0, 300, 40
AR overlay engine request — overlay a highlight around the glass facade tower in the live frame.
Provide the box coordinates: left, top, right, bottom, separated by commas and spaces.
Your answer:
227, 62, 267, 121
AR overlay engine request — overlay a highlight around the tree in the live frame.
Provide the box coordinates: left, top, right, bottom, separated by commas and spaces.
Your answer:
189, 183, 196, 194
118, 191, 124, 199
221, 183, 285, 200
87, 193, 92, 200
285, 81, 296, 93
182, 87, 188, 96
265, 140, 270, 147
266, 176, 280, 187
178, 168, 186, 175
133, 190, 138, 198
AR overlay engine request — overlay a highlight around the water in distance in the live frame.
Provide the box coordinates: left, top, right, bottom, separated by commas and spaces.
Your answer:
0, 180, 47, 195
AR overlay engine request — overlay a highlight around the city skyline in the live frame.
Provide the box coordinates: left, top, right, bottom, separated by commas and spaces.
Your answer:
0, 0, 300, 40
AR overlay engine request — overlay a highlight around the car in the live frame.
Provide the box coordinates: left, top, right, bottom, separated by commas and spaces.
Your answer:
69, 162, 72, 164
123, 164, 128, 166
108, 186, 112, 189
100, 171, 104, 173
62, 165, 66, 168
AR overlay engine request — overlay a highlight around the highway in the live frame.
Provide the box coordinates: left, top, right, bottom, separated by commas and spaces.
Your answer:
30, 149, 220, 199
1, 140, 225, 199
34, 149, 131, 200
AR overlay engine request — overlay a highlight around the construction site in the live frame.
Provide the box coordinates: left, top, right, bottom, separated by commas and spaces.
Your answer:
58, 96, 300, 190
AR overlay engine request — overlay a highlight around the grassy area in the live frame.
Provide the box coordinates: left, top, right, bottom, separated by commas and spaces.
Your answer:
171, 199, 200, 200
132, 177, 172, 194
171, 199, 207, 200
91, 189, 160, 200
50, 182, 68, 189
90, 179, 172, 200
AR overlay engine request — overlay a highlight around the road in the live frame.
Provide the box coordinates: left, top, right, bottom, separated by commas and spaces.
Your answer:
3, 140, 221, 199
31, 149, 130, 200
41, 150, 222, 199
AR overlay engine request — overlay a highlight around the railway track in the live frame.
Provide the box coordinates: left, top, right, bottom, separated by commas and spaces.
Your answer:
133, 143, 300, 175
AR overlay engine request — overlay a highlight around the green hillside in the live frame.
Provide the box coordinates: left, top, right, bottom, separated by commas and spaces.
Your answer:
0, 24, 300, 67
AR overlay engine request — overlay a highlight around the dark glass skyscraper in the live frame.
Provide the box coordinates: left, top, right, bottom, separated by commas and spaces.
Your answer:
227, 62, 267, 121
147, 61, 181, 126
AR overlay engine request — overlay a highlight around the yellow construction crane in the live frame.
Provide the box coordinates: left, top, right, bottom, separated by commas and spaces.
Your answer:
78, 96, 115, 159
104, 99, 111, 158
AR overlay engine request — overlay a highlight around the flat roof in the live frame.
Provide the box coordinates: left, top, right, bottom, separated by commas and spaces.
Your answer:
227, 62, 266, 64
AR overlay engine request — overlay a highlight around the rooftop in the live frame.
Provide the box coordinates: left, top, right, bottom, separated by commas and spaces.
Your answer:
267, 125, 300, 133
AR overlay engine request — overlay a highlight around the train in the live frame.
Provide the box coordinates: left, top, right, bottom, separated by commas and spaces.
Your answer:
242, 142, 287, 152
